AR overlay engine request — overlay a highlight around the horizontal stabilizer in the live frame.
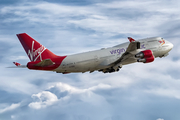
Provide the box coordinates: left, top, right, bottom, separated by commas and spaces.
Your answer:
34, 59, 55, 67
7, 62, 27, 68
13, 62, 21, 66
7, 66, 27, 68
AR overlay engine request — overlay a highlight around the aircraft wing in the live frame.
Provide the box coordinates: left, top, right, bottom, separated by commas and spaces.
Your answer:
126, 41, 140, 52
99, 41, 141, 73
112, 41, 140, 66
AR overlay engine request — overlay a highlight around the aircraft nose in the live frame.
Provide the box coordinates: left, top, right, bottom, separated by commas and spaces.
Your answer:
167, 41, 173, 51
164, 40, 173, 53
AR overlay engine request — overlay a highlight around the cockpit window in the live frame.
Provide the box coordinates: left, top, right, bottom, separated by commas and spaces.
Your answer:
159, 39, 165, 45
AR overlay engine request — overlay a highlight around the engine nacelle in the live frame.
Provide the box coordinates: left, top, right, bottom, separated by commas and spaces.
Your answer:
136, 50, 154, 63
137, 55, 154, 63
135, 50, 153, 58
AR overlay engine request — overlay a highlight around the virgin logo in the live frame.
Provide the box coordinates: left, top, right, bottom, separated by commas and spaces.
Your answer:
28, 41, 46, 61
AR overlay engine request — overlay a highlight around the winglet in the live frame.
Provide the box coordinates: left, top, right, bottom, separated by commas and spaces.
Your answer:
13, 62, 21, 66
128, 37, 135, 42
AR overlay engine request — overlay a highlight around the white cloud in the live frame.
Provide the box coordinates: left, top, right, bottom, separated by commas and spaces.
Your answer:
0, 2, 93, 26
29, 91, 58, 109
157, 118, 164, 120
27, 82, 113, 119
34, 82, 112, 106
48, 82, 112, 105
9, 56, 28, 61
146, 88, 180, 99
0, 0, 171, 37
0, 74, 40, 95
11, 115, 15, 119
0, 103, 20, 113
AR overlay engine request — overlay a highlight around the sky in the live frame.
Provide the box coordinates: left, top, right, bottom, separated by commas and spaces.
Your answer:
0, 0, 180, 120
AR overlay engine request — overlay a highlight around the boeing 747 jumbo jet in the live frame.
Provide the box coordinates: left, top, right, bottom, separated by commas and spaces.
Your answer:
13, 33, 173, 74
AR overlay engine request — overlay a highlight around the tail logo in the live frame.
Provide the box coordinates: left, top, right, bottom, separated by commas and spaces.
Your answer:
28, 41, 46, 61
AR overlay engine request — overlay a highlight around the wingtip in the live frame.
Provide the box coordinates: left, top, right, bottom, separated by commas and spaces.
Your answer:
128, 37, 135, 42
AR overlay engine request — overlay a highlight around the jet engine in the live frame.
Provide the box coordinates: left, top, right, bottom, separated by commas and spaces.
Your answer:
135, 50, 154, 63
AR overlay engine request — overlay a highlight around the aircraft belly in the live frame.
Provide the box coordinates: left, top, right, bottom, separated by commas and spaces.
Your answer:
76, 62, 95, 72
152, 50, 160, 58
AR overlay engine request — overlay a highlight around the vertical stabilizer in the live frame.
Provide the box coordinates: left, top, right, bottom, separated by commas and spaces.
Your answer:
17, 33, 57, 61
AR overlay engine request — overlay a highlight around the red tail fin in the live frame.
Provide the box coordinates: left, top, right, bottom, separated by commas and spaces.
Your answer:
17, 33, 57, 61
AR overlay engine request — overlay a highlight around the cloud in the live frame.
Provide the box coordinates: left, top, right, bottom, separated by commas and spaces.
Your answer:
26, 82, 113, 120
0, 103, 20, 113
0, 2, 92, 25
15, 78, 180, 120
9, 56, 28, 61
40, 82, 111, 106
29, 91, 58, 109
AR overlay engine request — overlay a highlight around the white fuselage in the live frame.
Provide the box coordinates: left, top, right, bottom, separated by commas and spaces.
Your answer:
55, 37, 173, 73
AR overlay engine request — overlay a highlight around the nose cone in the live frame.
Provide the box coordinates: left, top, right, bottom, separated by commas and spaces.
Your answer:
169, 42, 173, 50
158, 39, 173, 58
166, 41, 173, 51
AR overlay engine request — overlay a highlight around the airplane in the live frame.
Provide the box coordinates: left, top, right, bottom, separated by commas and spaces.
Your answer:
13, 33, 173, 74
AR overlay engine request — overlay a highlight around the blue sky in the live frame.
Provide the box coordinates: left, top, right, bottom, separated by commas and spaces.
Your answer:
0, 0, 180, 120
